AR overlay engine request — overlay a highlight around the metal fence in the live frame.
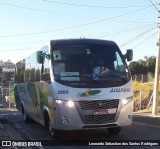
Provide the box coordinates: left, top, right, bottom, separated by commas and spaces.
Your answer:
132, 74, 154, 83
134, 89, 153, 111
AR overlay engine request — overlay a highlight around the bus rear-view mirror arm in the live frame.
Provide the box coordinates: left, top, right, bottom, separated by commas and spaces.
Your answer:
36, 51, 51, 64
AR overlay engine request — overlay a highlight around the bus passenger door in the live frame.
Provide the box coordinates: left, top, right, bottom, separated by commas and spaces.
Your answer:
35, 82, 45, 125
26, 83, 39, 121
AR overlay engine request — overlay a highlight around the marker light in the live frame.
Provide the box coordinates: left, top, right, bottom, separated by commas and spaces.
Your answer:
56, 100, 63, 104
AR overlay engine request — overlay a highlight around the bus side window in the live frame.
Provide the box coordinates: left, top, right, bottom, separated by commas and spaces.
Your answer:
35, 67, 40, 81
114, 52, 125, 71
41, 57, 51, 82
30, 68, 35, 82
15, 61, 25, 83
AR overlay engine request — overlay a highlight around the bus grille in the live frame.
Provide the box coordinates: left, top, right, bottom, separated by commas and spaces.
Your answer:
79, 99, 119, 123
85, 113, 116, 123
79, 99, 119, 110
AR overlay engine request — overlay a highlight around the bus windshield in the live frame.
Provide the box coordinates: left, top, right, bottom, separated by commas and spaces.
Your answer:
52, 44, 130, 85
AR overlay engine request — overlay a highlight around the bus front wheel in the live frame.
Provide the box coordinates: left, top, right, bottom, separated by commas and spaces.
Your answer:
48, 121, 56, 137
107, 127, 121, 135
44, 112, 58, 138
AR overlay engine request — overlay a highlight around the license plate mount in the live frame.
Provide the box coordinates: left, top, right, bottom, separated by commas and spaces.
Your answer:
93, 110, 108, 115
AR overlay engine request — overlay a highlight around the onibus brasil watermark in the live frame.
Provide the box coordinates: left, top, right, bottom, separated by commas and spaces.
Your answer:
1, 141, 42, 147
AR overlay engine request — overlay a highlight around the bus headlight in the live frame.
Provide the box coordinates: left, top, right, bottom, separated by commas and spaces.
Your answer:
56, 100, 75, 108
122, 96, 133, 107
67, 100, 74, 108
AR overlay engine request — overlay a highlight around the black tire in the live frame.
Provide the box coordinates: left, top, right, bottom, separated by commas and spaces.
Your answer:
48, 120, 57, 137
22, 105, 31, 123
44, 112, 58, 138
107, 127, 121, 135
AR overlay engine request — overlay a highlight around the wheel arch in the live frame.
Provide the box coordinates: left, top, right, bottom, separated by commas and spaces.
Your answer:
43, 106, 51, 127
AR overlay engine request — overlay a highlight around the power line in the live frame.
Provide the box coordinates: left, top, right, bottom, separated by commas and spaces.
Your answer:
0, 1, 97, 20
132, 31, 157, 49
1, 0, 153, 24
41, 0, 155, 9
93, 24, 157, 38
0, 31, 156, 52
149, 0, 160, 13
0, 26, 156, 51
120, 7, 155, 31
0, 47, 36, 52
120, 26, 157, 47
98, 19, 154, 24
0, 28, 156, 52
0, 32, 156, 52
91, 6, 156, 38
104, 8, 156, 38
3, 1, 153, 20
0, 6, 153, 38
0, 40, 45, 46
0, 24, 155, 46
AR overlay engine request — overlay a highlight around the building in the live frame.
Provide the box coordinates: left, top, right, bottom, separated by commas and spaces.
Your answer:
2, 60, 15, 72
0, 60, 15, 86
0, 61, 4, 70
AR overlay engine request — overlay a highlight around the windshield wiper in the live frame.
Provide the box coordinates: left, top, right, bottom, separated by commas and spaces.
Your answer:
99, 74, 127, 81
80, 75, 99, 81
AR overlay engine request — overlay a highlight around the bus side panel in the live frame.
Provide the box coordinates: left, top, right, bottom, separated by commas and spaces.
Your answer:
34, 81, 55, 126
26, 83, 39, 121
14, 81, 55, 127
14, 83, 39, 121
14, 83, 22, 112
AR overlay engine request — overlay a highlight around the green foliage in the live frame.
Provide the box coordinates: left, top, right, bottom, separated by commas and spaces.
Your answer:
145, 56, 156, 73
129, 56, 156, 75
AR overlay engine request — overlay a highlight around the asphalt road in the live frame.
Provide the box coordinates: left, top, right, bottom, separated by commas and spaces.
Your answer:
0, 108, 160, 149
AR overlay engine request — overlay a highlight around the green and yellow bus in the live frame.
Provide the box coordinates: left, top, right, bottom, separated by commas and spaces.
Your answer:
14, 39, 133, 138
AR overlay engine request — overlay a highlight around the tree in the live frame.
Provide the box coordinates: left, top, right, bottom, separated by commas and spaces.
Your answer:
145, 56, 156, 73
137, 59, 147, 74
129, 60, 147, 75
129, 61, 138, 75
129, 56, 156, 75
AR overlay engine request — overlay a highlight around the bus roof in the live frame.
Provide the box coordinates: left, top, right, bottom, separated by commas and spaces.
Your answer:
51, 38, 118, 46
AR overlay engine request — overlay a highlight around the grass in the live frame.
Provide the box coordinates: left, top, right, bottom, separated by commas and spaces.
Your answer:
132, 81, 160, 111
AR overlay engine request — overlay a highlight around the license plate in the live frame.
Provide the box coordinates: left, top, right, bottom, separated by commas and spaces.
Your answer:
93, 110, 108, 115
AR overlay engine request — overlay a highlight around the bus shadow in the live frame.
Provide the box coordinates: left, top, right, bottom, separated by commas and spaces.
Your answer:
57, 129, 121, 140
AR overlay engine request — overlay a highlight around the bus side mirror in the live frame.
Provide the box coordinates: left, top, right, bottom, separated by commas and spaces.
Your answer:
36, 51, 44, 64
125, 49, 133, 62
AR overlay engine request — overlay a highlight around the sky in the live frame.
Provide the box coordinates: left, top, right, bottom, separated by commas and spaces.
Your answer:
0, 0, 159, 63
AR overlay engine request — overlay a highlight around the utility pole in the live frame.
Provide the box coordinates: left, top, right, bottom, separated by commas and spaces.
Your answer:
9, 81, 11, 109
152, 23, 160, 116
152, 5, 160, 116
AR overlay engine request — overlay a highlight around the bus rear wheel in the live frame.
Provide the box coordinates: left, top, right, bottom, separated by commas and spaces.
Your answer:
107, 127, 121, 135
22, 105, 30, 123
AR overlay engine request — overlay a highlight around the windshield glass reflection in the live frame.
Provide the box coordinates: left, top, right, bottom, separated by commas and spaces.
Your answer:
52, 44, 130, 82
